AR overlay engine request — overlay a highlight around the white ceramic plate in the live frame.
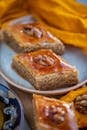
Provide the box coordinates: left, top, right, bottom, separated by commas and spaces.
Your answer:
0, 15, 87, 95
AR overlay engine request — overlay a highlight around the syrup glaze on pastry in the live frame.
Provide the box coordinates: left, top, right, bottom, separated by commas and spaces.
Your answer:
17, 49, 73, 75
11, 23, 59, 46
3, 22, 65, 54
33, 94, 78, 130
12, 49, 78, 90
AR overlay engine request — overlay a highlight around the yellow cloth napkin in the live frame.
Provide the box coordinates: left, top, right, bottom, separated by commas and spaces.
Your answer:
0, 0, 29, 28
28, 0, 87, 50
0, 0, 87, 50
60, 86, 87, 128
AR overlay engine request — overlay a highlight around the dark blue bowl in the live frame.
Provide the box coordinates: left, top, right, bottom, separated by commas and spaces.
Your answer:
0, 83, 24, 130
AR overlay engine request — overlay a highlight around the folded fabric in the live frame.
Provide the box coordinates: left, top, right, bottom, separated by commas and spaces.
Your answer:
0, 0, 29, 28
28, 0, 87, 50
0, 0, 87, 50
60, 86, 87, 128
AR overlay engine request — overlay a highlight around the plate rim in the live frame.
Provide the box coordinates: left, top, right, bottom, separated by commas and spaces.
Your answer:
0, 15, 87, 95
0, 69, 87, 95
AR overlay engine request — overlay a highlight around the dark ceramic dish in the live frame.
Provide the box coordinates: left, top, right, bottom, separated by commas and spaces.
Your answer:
0, 83, 24, 130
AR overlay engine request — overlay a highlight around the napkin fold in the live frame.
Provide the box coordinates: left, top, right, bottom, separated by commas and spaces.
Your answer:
0, 0, 29, 28
61, 86, 87, 128
0, 0, 87, 50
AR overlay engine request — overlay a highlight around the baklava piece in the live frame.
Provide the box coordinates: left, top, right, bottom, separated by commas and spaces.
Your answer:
2, 23, 64, 54
33, 94, 78, 130
12, 49, 79, 90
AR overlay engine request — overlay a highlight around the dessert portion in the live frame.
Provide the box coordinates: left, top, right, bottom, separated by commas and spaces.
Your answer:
2, 23, 64, 54
33, 94, 78, 130
60, 86, 87, 128
12, 49, 79, 90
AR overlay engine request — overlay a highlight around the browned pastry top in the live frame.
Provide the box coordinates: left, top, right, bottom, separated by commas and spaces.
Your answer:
17, 49, 73, 75
33, 95, 78, 130
10, 23, 57, 46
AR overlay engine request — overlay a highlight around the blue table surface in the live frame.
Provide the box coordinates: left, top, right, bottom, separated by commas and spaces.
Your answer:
77, 0, 87, 4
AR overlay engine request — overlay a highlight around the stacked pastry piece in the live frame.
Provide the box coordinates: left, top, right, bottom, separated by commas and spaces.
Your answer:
32, 87, 87, 130
32, 94, 78, 130
2, 22, 79, 91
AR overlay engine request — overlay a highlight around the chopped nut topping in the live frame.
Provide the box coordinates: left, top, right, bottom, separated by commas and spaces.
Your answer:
74, 94, 87, 114
43, 104, 66, 124
23, 26, 43, 38
33, 55, 55, 66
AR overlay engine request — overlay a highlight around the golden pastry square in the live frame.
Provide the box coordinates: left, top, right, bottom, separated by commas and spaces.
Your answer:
12, 49, 79, 90
32, 94, 78, 130
2, 23, 64, 54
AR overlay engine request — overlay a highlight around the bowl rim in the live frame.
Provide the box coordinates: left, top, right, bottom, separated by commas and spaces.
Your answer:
0, 83, 24, 130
